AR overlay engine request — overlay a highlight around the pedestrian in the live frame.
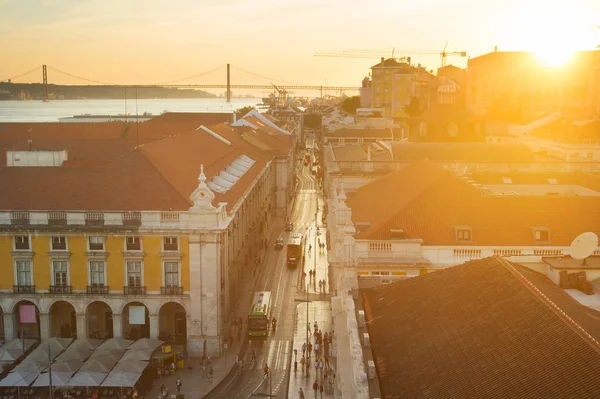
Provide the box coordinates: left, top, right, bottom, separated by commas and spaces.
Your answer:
313, 380, 318, 397
314, 342, 320, 358
319, 382, 324, 398
314, 359, 319, 376
308, 342, 312, 357
208, 364, 214, 380
176, 377, 182, 393
302, 342, 306, 356
294, 360, 298, 372
263, 363, 269, 379
301, 355, 305, 373
298, 387, 305, 399
319, 359, 324, 377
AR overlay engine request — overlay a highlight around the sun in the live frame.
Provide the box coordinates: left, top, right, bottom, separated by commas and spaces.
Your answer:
508, 0, 596, 67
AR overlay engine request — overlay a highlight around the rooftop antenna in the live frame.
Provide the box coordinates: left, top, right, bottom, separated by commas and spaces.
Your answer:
569, 232, 598, 260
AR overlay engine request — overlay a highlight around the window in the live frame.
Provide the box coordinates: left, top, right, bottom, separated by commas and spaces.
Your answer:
127, 261, 142, 287
89, 261, 105, 285
53, 261, 68, 286
16, 260, 32, 285
535, 229, 550, 242
164, 237, 179, 251
126, 236, 141, 251
88, 236, 105, 251
51, 236, 67, 251
164, 262, 179, 287
15, 236, 30, 250
456, 227, 472, 242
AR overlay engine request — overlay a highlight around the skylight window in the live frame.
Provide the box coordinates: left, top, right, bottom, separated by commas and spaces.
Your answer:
207, 155, 256, 194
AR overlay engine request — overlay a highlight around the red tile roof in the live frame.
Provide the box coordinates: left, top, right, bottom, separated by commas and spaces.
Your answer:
0, 118, 278, 212
362, 256, 600, 399
347, 160, 600, 245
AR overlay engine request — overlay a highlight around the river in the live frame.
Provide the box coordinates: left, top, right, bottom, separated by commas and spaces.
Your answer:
0, 98, 263, 122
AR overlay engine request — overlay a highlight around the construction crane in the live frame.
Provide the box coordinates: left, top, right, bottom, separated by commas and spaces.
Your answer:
325, 41, 467, 67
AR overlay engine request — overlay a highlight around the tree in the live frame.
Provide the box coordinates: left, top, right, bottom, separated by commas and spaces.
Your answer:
235, 105, 256, 115
406, 97, 422, 117
341, 96, 361, 114
304, 113, 322, 129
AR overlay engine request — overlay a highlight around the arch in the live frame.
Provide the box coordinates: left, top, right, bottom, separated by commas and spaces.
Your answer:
42, 298, 83, 314
85, 301, 113, 340
48, 301, 77, 338
116, 299, 153, 315
122, 302, 149, 340
14, 300, 40, 340
158, 302, 187, 345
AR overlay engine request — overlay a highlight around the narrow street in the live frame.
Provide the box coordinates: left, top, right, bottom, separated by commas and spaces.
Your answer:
204, 133, 327, 399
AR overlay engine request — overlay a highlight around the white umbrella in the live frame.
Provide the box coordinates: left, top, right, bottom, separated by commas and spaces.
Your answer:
13, 360, 49, 373
81, 357, 118, 373
56, 347, 93, 362
32, 371, 73, 387
47, 359, 83, 373
68, 371, 107, 387
3, 339, 36, 351
120, 349, 153, 361
101, 371, 141, 387
128, 338, 163, 351
90, 349, 124, 359
69, 338, 103, 350
45, 337, 73, 351
97, 338, 133, 351
0, 371, 39, 387
112, 360, 148, 373
0, 348, 26, 362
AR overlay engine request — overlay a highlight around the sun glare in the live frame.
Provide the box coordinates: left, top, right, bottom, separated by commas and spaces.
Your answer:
509, 0, 595, 68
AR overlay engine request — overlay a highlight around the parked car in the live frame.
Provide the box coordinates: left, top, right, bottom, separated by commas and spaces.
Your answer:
284, 222, 293, 231
275, 237, 284, 249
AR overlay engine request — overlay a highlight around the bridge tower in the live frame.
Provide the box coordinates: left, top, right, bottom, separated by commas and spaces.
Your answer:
226, 64, 231, 103
42, 65, 48, 101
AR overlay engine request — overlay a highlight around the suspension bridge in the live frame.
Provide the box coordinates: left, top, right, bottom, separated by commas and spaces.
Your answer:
0, 64, 359, 101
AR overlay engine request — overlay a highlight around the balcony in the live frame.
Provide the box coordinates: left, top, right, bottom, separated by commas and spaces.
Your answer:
123, 286, 146, 295
13, 285, 35, 294
87, 285, 109, 294
49, 285, 72, 294
161, 286, 184, 295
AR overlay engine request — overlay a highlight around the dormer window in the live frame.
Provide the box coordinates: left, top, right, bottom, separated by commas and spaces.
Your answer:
126, 236, 141, 251
455, 226, 472, 242
533, 228, 551, 243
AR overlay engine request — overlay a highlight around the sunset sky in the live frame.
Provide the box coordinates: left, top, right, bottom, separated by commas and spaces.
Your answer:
1, 0, 599, 87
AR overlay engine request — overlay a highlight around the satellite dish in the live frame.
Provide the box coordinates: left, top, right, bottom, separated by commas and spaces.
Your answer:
569, 232, 598, 260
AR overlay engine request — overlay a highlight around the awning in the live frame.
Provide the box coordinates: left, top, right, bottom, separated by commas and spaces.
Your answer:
100, 371, 142, 387
97, 338, 133, 351
13, 360, 49, 373
56, 347, 93, 362
90, 349, 124, 360
80, 357, 119, 373
68, 371, 108, 387
48, 359, 84, 373
69, 338, 103, 351
120, 349, 153, 361
32, 371, 73, 387
128, 338, 163, 351
112, 360, 149, 373
0, 371, 39, 387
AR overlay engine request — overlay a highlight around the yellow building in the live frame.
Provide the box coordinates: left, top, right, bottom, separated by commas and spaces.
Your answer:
0, 112, 294, 356
371, 58, 435, 118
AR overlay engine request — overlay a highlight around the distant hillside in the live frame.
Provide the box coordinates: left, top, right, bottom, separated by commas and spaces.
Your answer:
0, 82, 216, 100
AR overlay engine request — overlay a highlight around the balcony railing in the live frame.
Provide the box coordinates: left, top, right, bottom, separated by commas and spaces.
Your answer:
49, 285, 72, 294
161, 286, 184, 295
87, 285, 109, 294
123, 286, 146, 295
13, 285, 35, 294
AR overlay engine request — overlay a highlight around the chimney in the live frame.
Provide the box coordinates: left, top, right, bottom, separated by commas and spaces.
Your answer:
494, 45, 498, 53
381, 57, 384, 63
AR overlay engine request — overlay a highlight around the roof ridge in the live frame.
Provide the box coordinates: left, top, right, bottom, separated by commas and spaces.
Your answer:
500, 257, 600, 354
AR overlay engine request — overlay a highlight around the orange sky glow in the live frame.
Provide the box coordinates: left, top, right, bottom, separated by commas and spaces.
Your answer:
0, 0, 599, 87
